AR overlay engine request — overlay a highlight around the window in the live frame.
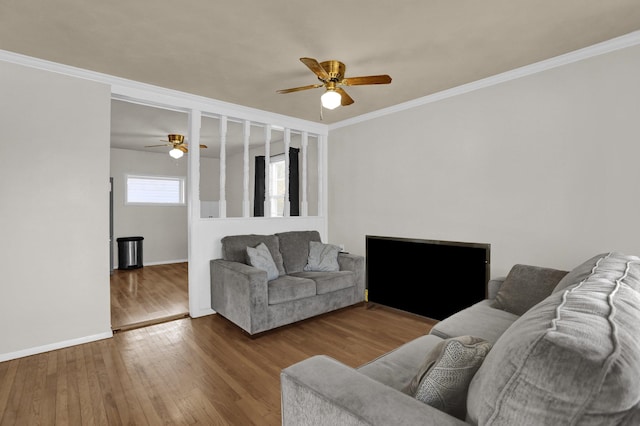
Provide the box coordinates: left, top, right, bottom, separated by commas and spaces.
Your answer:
269, 155, 286, 217
125, 174, 186, 205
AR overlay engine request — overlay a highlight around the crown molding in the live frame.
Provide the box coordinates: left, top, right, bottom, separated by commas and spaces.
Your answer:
3, 29, 639, 134
330, 30, 640, 130
0, 49, 329, 135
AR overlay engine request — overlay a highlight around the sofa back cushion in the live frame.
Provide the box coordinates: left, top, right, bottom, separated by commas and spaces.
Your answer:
552, 252, 608, 293
492, 264, 568, 315
221, 234, 286, 276
276, 230, 322, 273
466, 252, 640, 425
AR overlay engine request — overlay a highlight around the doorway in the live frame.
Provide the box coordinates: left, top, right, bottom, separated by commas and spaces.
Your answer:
109, 99, 191, 331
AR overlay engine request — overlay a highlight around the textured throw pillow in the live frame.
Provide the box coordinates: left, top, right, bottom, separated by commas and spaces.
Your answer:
403, 336, 492, 420
303, 241, 340, 272
492, 264, 568, 315
246, 242, 279, 281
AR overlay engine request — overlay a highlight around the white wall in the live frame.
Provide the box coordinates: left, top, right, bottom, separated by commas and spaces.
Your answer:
328, 44, 640, 278
110, 148, 188, 265
0, 61, 111, 360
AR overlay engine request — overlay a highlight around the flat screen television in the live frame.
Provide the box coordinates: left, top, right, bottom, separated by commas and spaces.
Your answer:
366, 235, 490, 320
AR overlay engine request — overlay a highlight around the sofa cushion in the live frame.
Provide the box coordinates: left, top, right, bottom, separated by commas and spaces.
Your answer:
357, 334, 444, 391
246, 242, 279, 281
403, 336, 492, 420
276, 230, 322, 273
267, 275, 316, 305
552, 252, 608, 293
430, 300, 519, 344
222, 234, 286, 276
291, 270, 354, 294
467, 252, 640, 425
492, 264, 568, 315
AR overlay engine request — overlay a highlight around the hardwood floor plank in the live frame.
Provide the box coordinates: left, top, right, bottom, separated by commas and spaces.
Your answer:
110, 263, 189, 330
1, 303, 435, 426
0, 362, 18, 422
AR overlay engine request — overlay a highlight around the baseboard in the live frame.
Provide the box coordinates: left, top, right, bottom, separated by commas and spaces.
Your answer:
0, 331, 113, 363
190, 308, 215, 318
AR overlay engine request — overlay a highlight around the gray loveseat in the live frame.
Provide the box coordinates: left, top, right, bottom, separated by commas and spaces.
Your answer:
281, 251, 640, 425
210, 230, 365, 335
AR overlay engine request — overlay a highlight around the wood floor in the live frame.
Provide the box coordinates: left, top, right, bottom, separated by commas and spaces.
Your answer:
0, 304, 435, 425
110, 263, 189, 331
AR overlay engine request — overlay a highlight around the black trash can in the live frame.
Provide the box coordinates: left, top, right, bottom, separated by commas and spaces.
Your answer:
117, 236, 144, 270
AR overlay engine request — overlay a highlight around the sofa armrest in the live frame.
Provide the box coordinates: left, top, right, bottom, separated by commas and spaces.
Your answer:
338, 253, 366, 302
281, 355, 467, 426
487, 276, 506, 300
210, 259, 269, 334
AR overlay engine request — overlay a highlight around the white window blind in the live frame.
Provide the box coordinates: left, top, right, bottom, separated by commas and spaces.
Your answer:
126, 175, 186, 205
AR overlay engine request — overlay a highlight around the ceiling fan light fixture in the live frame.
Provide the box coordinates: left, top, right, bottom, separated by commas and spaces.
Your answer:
169, 147, 184, 159
321, 89, 341, 110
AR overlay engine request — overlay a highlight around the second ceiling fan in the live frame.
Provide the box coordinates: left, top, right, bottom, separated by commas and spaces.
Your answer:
277, 57, 392, 109
145, 134, 207, 159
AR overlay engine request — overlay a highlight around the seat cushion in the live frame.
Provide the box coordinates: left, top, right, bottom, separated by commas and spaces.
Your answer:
267, 275, 316, 305
357, 334, 444, 391
467, 252, 640, 425
430, 300, 519, 344
291, 271, 354, 295
275, 230, 322, 273
222, 234, 286, 276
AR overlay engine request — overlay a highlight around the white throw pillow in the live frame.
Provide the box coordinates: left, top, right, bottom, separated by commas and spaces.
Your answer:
246, 242, 279, 281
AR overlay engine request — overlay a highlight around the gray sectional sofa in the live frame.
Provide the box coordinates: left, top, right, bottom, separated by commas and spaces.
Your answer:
210, 230, 365, 335
281, 251, 640, 425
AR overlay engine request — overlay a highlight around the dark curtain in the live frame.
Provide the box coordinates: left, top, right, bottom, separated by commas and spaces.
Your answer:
253, 156, 265, 217
289, 148, 300, 216
253, 149, 299, 216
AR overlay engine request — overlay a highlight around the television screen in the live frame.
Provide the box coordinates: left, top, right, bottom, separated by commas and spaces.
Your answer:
366, 235, 490, 320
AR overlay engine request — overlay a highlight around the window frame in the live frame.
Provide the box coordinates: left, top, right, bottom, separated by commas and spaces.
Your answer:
124, 174, 187, 206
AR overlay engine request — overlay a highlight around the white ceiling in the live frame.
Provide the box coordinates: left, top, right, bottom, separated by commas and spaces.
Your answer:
2, 1, 640, 153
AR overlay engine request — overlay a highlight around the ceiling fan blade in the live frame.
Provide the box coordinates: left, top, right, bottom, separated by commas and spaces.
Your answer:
145, 144, 170, 147
300, 57, 330, 81
177, 145, 188, 153
182, 142, 207, 149
342, 75, 392, 86
336, 88, 354, 106
277, 83, 324, 94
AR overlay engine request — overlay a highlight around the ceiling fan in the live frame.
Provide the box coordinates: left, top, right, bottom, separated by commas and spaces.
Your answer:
277, 57, 392, 110
145, 134, 207, 159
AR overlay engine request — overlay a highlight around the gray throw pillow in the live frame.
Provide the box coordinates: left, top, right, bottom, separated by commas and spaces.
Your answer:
466, 251, 640, 425
403, 336, 492, 420
303, 241, 340, 272
246, 242, 279, 281
552, 252, 609, 293
492, 264, 568, 315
